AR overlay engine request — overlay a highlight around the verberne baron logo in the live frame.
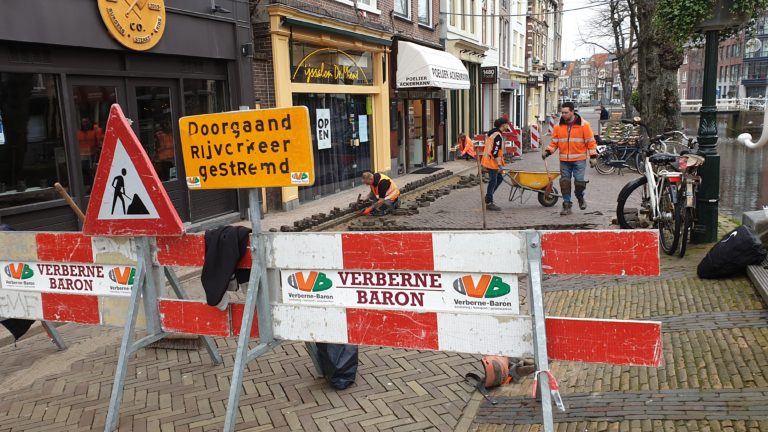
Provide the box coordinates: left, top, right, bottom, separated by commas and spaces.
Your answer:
109, 267, 136, 285
452, 274, 511, 298
287, 271, 332, 292
4, 263, 34, 280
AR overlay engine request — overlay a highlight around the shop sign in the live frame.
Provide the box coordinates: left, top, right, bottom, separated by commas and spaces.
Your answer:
0, 261, 135, 297
178, 107, 315, 189
97, 0, 166, 51
481, 67, 498, 84
281, 269, 520, 315
316, 109, 331, 150
527, 75, 540, 86
291, 44, 372, 86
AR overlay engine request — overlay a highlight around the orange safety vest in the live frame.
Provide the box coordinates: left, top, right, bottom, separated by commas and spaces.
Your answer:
481, 131, 504, 170
78, 127, 103, 157
156, 131, 174, 161
371, 173, 400, 201
546, 115, 598, 162
459, 136, 477, 157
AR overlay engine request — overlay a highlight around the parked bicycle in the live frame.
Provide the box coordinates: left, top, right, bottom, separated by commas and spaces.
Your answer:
615, 118, 689, 255
675, 148, 705, 257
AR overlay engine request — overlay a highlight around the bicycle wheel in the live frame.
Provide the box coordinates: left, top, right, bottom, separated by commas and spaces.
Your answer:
658, 178, 681, 255
616, 176, 652, 229
595, 155, 616, 175
679, 206, 694, 258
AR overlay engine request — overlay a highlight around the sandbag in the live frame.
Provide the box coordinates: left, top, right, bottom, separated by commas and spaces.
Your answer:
315, 343, 358, 389
697, 226, 767, 279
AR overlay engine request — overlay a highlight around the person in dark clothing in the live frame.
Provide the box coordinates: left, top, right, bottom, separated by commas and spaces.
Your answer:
599, 104, 610, 134
480, 117, 512, 211
360, 171, 401, 216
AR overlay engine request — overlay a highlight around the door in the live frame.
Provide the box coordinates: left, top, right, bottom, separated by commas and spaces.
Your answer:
126, 79, 188, 221
69, 77, 126, 207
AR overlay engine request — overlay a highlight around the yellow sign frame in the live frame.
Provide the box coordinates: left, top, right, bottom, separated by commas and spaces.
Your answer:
97, 0, 167, 51
178, 107, 315, 189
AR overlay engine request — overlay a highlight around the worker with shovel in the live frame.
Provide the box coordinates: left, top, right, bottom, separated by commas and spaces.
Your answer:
481, 118, 512, 211
111, 168, 150, 215
543, 102, 598, 216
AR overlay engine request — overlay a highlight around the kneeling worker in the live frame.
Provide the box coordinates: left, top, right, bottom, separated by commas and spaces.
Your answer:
360, 171, 400, 216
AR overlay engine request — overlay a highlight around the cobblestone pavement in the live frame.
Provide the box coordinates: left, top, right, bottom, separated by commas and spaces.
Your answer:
2, 112, 767, 430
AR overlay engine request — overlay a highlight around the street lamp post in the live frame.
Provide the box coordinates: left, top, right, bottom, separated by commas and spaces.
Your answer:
692, 0, 744, 243
692, 29, 721, 243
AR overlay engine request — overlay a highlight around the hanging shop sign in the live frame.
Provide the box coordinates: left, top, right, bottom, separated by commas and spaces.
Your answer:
527, 75, 540, 86
97, 0, 167, 51
481, 67, 498, 84
291, 43, 372, 86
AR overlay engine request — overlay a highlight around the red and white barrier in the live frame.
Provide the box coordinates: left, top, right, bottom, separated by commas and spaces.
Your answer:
0, 230, 661, 366
546, 114, 558, 136
531, 124, 540, 150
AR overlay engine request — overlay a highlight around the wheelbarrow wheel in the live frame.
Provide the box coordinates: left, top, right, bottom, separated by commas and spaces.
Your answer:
538, 187, 559, 207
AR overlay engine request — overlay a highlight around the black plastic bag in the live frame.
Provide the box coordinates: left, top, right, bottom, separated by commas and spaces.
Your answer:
315, 343, 358, 389
697, 226, 767, 279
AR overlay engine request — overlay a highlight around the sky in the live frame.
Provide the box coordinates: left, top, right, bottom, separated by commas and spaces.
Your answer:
561, 0, 602, 61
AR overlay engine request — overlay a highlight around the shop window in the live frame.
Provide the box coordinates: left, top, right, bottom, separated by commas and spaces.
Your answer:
135, 86, 176, 182
0, 73, 68, 209
72, 85, 116, 191
395, 0, 410, 18
294, 93, 372, 202
184, 79, 227, 115
291, 43, 373, 86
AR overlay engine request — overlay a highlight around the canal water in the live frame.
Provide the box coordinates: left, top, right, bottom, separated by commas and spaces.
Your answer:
682, 112, 767, 219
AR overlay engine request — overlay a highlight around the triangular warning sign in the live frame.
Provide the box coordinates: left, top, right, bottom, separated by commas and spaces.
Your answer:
83, 104, 184, 237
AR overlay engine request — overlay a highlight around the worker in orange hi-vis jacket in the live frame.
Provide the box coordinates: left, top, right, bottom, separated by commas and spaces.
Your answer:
543, 102, 598, 216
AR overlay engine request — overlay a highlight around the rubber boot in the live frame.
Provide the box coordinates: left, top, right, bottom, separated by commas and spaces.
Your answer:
559, 178, 572, 199
575, 181, 588, 210
560, 201, 572, 216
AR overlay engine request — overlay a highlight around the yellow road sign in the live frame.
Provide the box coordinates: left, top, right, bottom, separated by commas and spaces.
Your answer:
178, 107, 314, 189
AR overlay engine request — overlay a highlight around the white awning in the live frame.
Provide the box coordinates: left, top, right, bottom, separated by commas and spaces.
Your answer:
396, 42, 470, 90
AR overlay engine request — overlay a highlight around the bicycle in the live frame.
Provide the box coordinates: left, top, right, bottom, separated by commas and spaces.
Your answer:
675, 148, 705, 257
616, 118, 685, 255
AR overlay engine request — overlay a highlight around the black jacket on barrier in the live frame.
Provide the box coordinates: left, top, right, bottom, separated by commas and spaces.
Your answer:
201, 226, 252, 306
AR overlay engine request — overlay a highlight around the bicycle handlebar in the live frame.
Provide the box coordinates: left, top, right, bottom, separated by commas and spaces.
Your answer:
738, 105, 768, 149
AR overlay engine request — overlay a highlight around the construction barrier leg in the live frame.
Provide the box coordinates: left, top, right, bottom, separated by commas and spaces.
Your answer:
105, 237, 152, 432
223, 189, 279, 432
41, 321, 66, 351
163, 267, 223, 366
526, 231, 555, 432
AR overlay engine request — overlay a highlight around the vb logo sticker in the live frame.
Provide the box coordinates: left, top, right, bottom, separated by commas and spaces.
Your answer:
109, 267, 136, 285
290, 172, 310, 185
452, 275, 510, 298
4, 263, 33, 280
287, 271, 332, 292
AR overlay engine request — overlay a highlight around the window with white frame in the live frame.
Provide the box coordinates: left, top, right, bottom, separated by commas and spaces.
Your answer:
337, 0, 378, 12
682, 71, 687, 83
418, 0, 431, 25
395, 0, 410, 18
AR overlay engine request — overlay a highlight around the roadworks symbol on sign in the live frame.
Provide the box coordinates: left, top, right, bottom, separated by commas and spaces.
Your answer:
82, 104, 184, 237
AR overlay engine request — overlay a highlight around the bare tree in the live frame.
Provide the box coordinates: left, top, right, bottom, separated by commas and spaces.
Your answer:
577, 0, 637, 118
